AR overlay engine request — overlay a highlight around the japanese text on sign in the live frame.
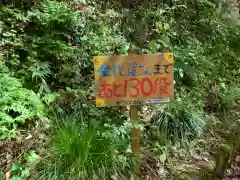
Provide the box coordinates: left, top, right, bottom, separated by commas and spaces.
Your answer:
94, 53, 174, 107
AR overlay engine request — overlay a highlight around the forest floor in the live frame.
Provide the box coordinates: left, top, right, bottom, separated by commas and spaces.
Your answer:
1, 107, 240, 180
222, 155, 240, 180
1, 121, 239, 180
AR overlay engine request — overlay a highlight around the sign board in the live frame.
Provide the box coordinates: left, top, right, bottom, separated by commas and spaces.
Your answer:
94, 53, 174, 107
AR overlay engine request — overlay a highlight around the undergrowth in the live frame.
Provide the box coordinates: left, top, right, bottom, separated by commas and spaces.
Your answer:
150, 101, 205, 145
33, 113, 133, 180
0, 0, 240, 179
0, 72, 44, 140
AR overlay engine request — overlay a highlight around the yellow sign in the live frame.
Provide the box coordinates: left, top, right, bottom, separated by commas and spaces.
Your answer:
94, 53, 174, 107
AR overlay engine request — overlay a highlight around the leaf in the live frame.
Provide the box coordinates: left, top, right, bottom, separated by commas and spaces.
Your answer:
179, 69, 184, 78
0, 126, 8, 132
219, 144, 232, 153
21, 168, 30, 178
10, 175, 21, 180
24, 150, 40, 166
119, 44, 130, 55
11, 163, 22, 172
80, 36, 88, 41
149, 40, 160, 51
42, 93, 59, 105
159, 152, 167, 164
5, 171, 10, 180
161, 35, 170, 47
220, 82, 226, 89
163, 23, 170, 30
155, 21, 163, 34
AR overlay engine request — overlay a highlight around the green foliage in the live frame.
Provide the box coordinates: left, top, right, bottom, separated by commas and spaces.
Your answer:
1, 0, 240, 179
0, 72, 44, 140
10, 162, 30, 180
0, 0, 128, 141
24, 150, 40, 168
150, 101, 205, 144
204, 86, 240, 115
0, 168, 4, 180
218, 87, 240, 113
34, 114, 132, 179
185, 117, 240, 179
0, 0, 127, 93
31, 0, 78, 29
212, 119, 240, 178
126, 0, 240, 91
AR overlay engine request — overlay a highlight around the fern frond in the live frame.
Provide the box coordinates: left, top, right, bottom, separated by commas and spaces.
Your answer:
0, 73, 45, 140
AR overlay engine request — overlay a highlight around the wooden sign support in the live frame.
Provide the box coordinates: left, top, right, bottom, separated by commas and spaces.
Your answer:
128, 49, 140, 178
130, 105, 140, 177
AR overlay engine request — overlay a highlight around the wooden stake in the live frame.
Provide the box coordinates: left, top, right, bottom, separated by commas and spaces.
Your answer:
130, 105, 140, 176
128, 48, 141, 178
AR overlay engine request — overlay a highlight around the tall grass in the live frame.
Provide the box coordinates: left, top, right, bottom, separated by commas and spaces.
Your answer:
33, 113, 132, 180
150, 101, 206, 145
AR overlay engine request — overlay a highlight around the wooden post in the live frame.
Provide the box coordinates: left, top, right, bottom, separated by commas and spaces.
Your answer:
130, 105, 140, 176
128, 48, 141, 178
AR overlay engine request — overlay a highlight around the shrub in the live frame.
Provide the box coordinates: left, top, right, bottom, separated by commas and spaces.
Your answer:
0, 72, 44, 140
0, 0, 128, 93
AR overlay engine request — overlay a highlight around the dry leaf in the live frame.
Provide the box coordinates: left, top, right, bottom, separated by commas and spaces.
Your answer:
5, 171, 11, 180
130, 175, 135, 180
